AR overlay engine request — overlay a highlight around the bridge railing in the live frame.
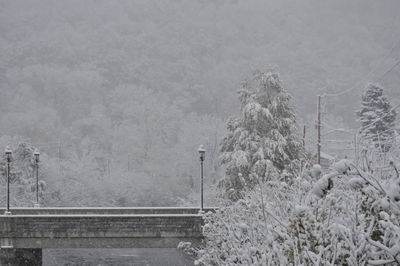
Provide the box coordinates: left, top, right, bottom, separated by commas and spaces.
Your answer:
0, 207, 217, 215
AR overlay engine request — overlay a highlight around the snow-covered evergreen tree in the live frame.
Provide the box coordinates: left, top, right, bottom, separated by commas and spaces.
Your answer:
357, 83, 397, 151
219, 70, 304, 200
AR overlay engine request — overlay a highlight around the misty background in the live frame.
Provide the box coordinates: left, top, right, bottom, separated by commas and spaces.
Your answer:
0, 0, 399, 207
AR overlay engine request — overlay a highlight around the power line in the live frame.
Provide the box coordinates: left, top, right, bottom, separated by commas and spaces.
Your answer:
322, 128, 355, 137
375, 60, 400, 83
323, 69, 378, 98
321, 121, 358, 132
323, 59, 400, 98
361, 126, 400, 140
323, 139, 353, 143
359, 103, 400, 133
322, 32, 400, 98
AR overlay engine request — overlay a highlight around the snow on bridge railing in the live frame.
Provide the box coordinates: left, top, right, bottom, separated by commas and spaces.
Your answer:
0, 207, 218, 215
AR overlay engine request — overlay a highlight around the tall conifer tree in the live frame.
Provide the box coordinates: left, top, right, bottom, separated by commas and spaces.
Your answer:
219, 70, 304, 200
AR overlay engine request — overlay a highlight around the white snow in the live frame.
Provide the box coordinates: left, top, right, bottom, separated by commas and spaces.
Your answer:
332, 159, 352, 174
312, 173, 337, 198
232, 150, 249, 168
348, 177, 365, 189
387, 178, 400, 202
311, 164, 322, 179
293, 204, 309, 216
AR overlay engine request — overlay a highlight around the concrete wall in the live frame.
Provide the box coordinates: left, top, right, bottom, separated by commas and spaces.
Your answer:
0, 248, 42, 266
0, 214, 204, 249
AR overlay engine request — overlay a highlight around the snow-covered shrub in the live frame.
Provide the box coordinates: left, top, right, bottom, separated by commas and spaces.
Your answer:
177, 241, 198, 257
197, 159, 400, 265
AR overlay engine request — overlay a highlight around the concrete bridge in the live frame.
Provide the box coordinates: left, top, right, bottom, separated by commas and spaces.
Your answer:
0, 207, 214, 266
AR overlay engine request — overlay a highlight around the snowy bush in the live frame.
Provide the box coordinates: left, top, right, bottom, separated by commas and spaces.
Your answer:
196, 159, 400, 265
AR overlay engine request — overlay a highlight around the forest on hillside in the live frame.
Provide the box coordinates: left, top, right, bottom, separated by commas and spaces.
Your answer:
0, 0, 399, 206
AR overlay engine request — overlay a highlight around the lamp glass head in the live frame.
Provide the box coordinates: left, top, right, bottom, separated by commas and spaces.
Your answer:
5, 147, 12, 155
5, 146, 12, 161
198, 145, 206, 160
34, 149, 40, 161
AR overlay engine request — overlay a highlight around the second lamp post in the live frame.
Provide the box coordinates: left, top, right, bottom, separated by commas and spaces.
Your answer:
34, 149, 40, 208
5, 147, 12, 215
198, 145, 206, 212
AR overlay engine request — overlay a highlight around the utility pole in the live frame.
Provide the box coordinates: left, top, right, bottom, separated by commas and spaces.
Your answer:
107, 159, 110, 178
354, 133, 358, 167
58, 142, 62, 177
317, 95, 321, 165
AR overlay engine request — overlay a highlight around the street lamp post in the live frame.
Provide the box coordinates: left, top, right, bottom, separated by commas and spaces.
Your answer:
34, 149, 40, 208
198, 145, 206, 213
5, 147, 12, 215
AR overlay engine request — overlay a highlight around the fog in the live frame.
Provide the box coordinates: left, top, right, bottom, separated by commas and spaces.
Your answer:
0, 0, 399, 207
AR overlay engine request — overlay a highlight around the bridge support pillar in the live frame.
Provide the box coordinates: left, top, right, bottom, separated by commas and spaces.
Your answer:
0, 248, 42, 266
